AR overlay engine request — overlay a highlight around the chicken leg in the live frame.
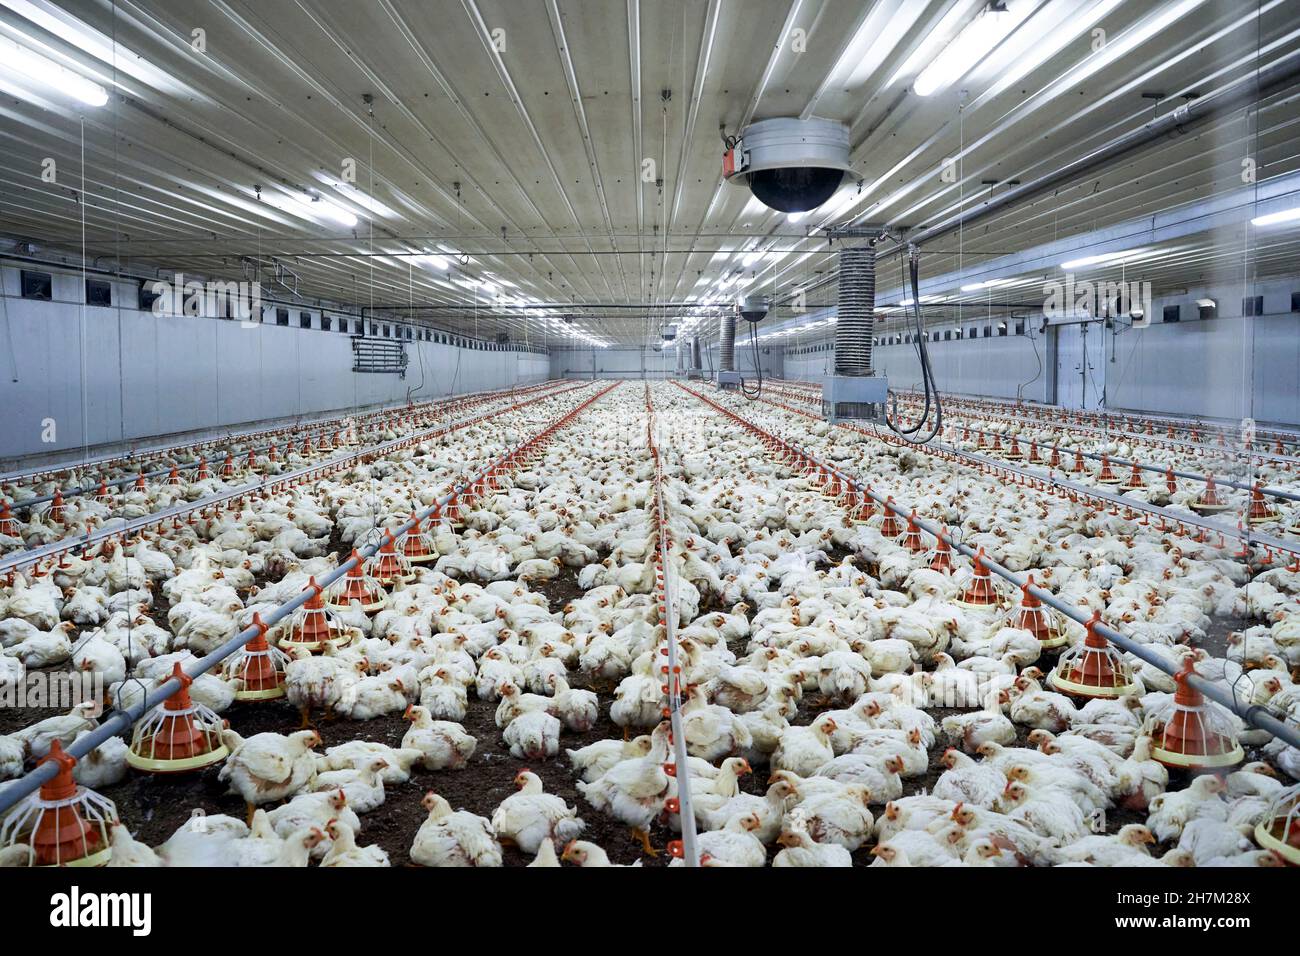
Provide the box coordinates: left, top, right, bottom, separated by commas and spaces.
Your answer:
298, 704, 313, 730
630, 827, 659, 858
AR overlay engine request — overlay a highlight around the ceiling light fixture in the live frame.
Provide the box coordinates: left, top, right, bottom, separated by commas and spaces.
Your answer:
1251, 206, 1300, 227
913, 2, 1026, 98
1, 35, 107, 106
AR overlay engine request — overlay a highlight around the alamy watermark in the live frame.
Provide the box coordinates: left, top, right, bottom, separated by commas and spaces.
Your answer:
0, 672, 104, 716
1043, 273, 1152, 322
148, 272, 263, 327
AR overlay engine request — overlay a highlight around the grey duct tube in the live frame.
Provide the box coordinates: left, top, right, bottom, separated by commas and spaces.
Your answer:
691, 336, 702, 370
834, 245, 875, 376
718, 312, 737, 373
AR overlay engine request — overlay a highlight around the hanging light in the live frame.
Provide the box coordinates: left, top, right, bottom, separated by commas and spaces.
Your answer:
0, 35, 108, 107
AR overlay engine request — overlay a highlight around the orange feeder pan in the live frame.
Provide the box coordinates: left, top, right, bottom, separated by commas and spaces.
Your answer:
0, 501, 16, 536
1004, 436, 1023, 460
401, 513, 438, 564
1096, 454, 1122, 484
1247, 484, 1278, 525
879, 499, 901, 538
1254, 784, 1300, 866
1190, 474, 1233, 515
126, 663, 229, 773
955, 548, 1003, 608
327, 552, 387, 614
285, 577, 352, 651
93, 481, 113, 503
0, 741, 118, 867
898, 512, 926, 553
1150, 660, 1244, 770
1006, 575, 1067, 648
367, 533, 414, 585
926, 532, 954, 573
1122, 463, 1145, 491
223, 614, 291, 701
1049, 611, 1138, 699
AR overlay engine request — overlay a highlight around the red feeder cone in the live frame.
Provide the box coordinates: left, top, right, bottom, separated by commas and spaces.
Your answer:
285, 577, 350, 651
0, 500, 16, 536
898, 511, 926, 552
1096, 454, 1120, 483
401, 512, 438, 564
927, 532, 954, 573
165, 466, 181, 485
879, 499, 901, 538
127, 663, 229, 773
1027, 441, 1041, 463
1005, 436, 1023, 460
327, 552, 387, 614
1165, 467, 1177, 494
195, 456, 210, 480
853, 488, 876, 522
1048, 446, 1061, 469
367, 533, 414, 586
956, 548, 1002, 608
1255, 784, 1300, 866
223, 613, 290, 701
1151, 659, 1243, 770
1123, 463, 1145, 491
1070, 449, 1086, 473
1247, 483, 1278, 525
0, 741, 118, 866
93, 481, 113, 503
1191, 474, 1232, 515
220, 453, 235, 478
1006, 575, 1066, 648
1049, 610, 1138, 699
49, 489, 65, 523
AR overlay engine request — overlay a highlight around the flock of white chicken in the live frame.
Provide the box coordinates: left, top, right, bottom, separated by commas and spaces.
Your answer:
1, 379, 1298, 868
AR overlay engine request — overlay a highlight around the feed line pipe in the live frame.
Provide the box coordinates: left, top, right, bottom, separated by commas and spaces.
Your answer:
0, 383, 588, 577
5, 381, 566, 512
675, 381, 1300, 753
644, 384, 699, 866
0, 383, 617, 815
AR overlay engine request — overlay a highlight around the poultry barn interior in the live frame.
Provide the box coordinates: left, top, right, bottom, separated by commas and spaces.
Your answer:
3, 0, 1300, 899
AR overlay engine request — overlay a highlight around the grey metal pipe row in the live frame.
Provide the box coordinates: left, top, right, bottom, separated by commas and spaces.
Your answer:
4, 382, 560, 511
759, 408, 1300, 751
644, 385, 699, 866
0, 383, 580, 577
0, 381, 606, 815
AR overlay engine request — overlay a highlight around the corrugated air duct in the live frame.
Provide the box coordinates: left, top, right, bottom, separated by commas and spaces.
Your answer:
834, 245, 875, 376
691, 335, 702, 369
718, 312, 737, 372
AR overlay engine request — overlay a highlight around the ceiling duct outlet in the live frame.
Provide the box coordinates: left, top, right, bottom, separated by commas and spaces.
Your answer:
723, 117, 855, 213
737, 295, 770, 323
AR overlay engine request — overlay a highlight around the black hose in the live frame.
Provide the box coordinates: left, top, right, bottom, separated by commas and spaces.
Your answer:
884, 250, 942, 443
739, 321, 764, 399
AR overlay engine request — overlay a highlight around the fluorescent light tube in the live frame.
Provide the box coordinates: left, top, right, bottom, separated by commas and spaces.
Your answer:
2, 36, 107, 106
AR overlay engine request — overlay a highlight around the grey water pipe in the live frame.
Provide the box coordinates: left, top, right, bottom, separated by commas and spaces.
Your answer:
678, 382, 1300, 753
0, 382, 611, 815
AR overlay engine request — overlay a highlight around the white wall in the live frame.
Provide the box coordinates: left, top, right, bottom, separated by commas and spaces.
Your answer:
551, 341, 783, 380
0, 266, 549, 462
780, 276, 1300, 425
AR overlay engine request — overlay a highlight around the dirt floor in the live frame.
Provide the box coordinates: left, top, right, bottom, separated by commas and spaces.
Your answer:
1, 541, 1285, 868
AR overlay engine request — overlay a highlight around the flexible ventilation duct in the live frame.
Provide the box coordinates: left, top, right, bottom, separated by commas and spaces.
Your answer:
834, 245, 875, 376
718, 312, 737, 372
691, 336, 702, 369
676, 340, 685, 372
